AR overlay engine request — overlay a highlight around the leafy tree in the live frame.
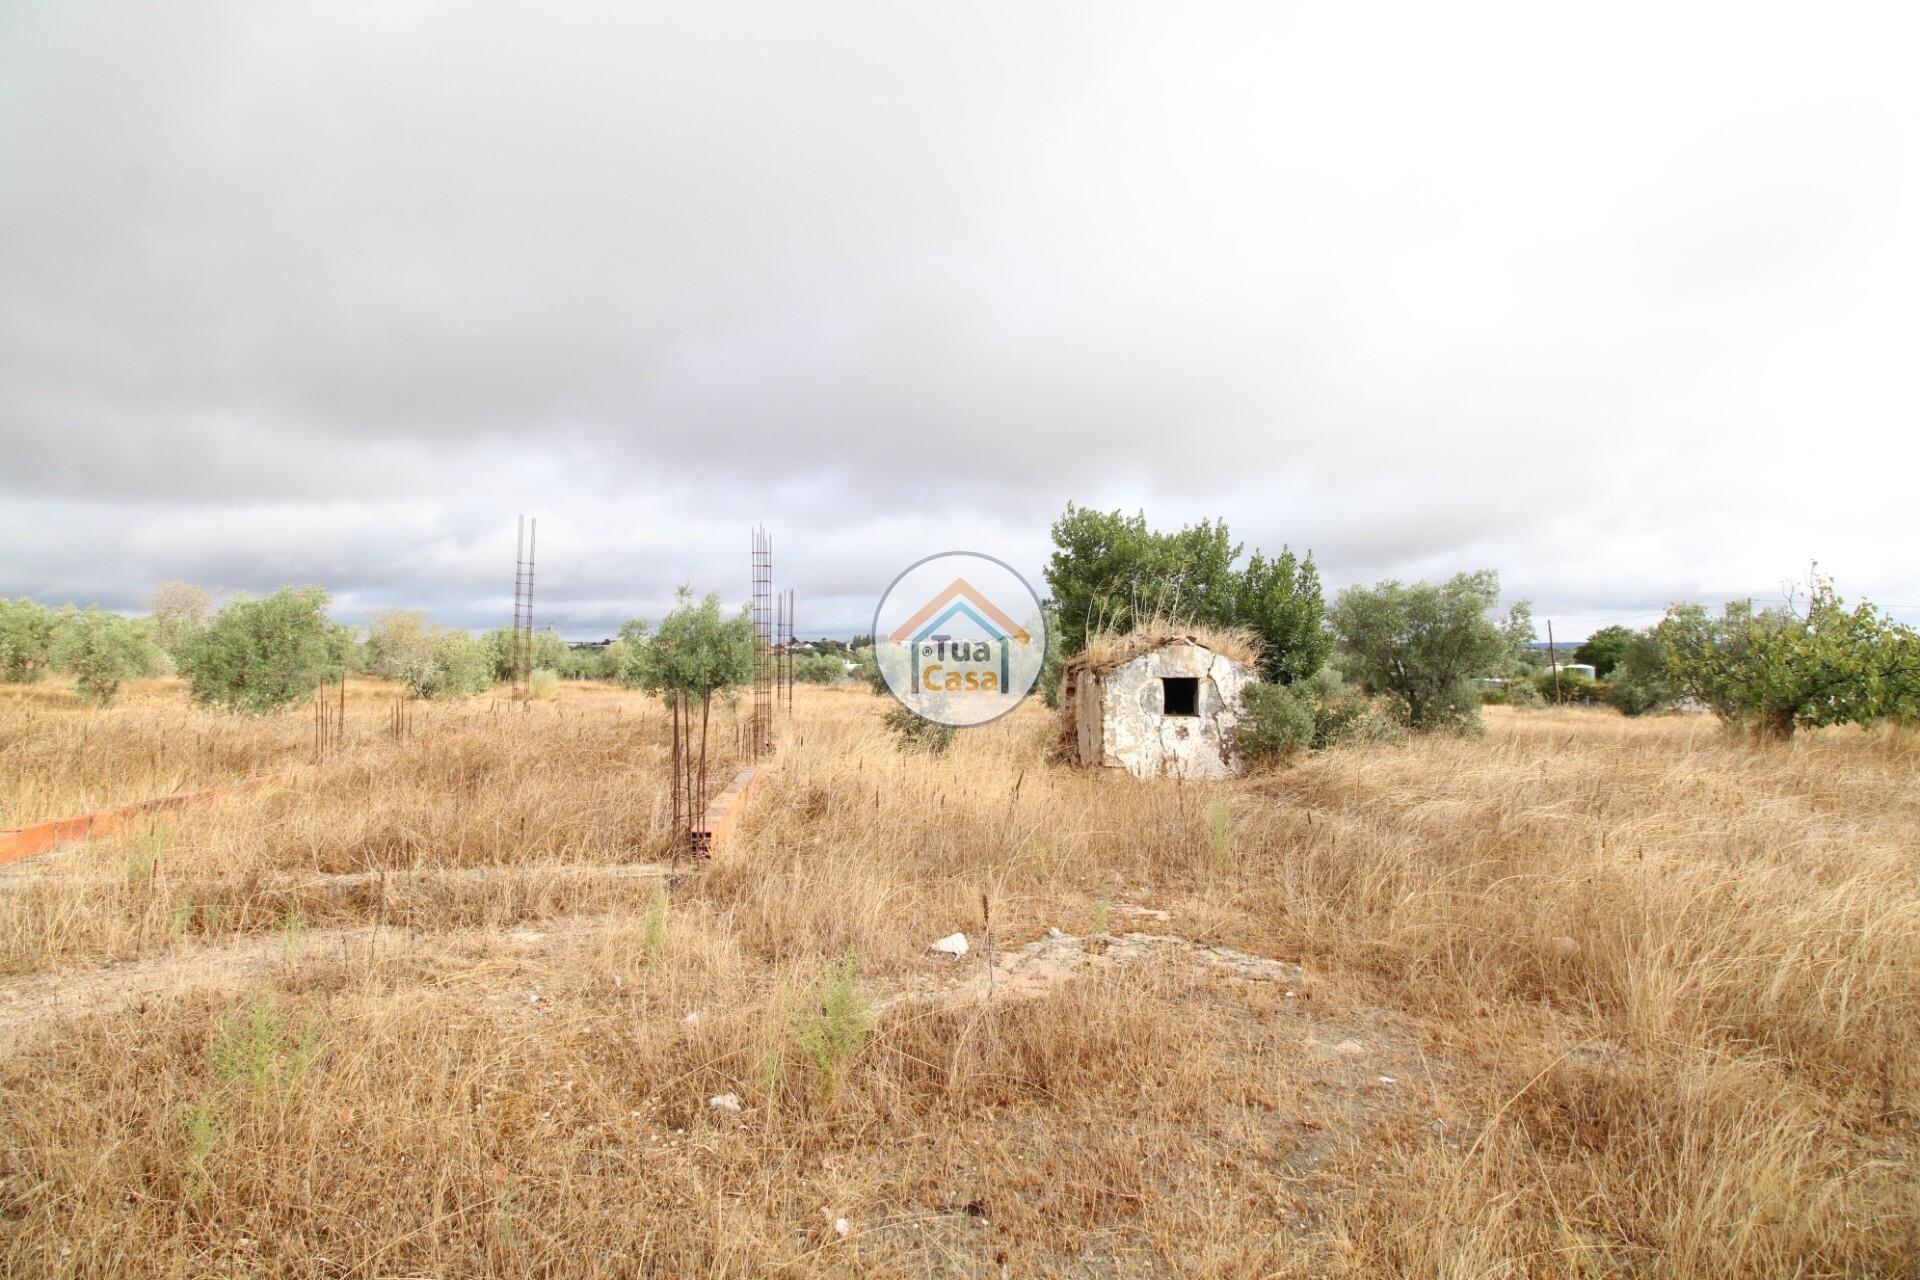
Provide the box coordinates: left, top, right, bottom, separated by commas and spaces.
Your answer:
1606, 631, 1676, 716
1045, 503, 1328, 683
1655, 574, 1919, 738
49, 607, 160, 706
1500, 601, 1540, 674
176, 587, 347, 713
0, 597, 55, 683
1330, 570, 1525, 733
608, 619, 653, 688
629, 590, 754, 839
147, 581, 214, 655
1573, 624, 1634, 678
368, 611, 490, 699
1231, 549, 1332, 684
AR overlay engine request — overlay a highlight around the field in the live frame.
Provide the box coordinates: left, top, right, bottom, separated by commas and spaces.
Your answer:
2, 678, 1917, 1277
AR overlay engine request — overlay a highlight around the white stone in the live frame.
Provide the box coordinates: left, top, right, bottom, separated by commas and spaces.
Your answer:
929, 932, 970, 957
682, 1010, 703, 1027
1333, 1038, 1367, 1057
707, 1093, 742, 1113
834, 1217, 850, 1238
1550, 935, 1580, 957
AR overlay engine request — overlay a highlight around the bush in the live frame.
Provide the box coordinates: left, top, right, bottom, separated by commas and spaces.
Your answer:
1231, 681, 1315, 764
176, 587, 345, 714
528, 667, 561, 700
48, 607, 160, 707
0, 597, 55, 683
883, 704, 955, 755
795, 652, 849, 684
1532, 670, 1609, 706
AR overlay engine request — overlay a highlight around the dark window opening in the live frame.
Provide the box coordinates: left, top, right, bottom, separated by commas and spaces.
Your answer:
1162, 676, 1199, 717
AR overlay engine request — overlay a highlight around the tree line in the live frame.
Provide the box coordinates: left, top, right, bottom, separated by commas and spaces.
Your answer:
1043, 507, 1920, 752
6, 520, 1913, 748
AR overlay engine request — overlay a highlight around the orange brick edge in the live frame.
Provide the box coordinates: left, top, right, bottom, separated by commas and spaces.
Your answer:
690, 768, 758, 854
0, 773, 291, 868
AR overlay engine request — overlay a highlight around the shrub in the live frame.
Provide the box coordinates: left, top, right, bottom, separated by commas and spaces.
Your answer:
176, 587, 345, 714
479, 625, 571, 683
853, 646, 885, 695
883, 704, 956, 755
368, 612, 490, 699
528, 667, 561, 699
784, 952, 871, 1103
49, 607, 159, 707
1532, 670, 1609, 706
1232, 681, 1314, 764
794, 652, 849, 684
1506, 678, 1545, 708
0, 597, 55, 683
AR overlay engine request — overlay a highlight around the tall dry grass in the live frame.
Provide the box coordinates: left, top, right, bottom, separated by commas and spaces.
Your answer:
0, 684, 1915, 1275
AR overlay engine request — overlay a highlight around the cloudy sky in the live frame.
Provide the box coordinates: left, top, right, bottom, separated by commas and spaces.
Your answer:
3, 2, 1915, 641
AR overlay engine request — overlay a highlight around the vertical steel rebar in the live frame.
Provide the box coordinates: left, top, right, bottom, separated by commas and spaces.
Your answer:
511, 515, 538, 702
752, 526, 773, 757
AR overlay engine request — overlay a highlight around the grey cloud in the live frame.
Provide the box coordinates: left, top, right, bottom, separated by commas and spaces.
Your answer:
3, 2, 1917, 638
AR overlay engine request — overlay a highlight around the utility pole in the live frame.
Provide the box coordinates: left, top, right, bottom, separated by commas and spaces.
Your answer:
1547, 619, 1562, 705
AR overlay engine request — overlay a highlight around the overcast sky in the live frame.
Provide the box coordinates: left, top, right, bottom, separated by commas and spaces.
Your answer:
3, 2, 1915, 641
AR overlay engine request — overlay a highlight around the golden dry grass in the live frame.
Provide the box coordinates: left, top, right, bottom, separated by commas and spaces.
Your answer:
1, 684, 1916, 1276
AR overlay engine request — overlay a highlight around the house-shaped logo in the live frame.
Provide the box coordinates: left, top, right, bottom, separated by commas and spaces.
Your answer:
871, 552, 1049, 728
888, 578, 1032, 693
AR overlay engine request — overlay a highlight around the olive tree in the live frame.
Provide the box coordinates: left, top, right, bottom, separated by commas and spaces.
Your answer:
629, 590, 754, 840
0, 597, 56, 683
369, 611, 490, 699
1330, 570, 1528, 733
176, 587, 347, 713
49, 607, 160, 707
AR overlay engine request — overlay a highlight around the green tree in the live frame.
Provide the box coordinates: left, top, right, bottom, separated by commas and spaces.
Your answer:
1573, 624, 1634, 678
49, 607, 160, 707
1606, 631, 1675, 716
608, 619, 653, 688
1655, 574, 1919, 739
1231, 548, 1332, 684
368, 611, 490, 699
176, 587, 346, 713
630, 591, 754, 839
0, 597, 56, 683
1330, 570, 1523, 733
1044, 503, 1328, 683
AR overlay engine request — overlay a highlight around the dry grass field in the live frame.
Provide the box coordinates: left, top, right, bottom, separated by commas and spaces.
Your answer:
2, 679, 1916, 1276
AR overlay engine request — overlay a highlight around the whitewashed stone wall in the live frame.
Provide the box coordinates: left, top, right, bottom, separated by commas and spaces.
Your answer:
1072, 641, 1257, 780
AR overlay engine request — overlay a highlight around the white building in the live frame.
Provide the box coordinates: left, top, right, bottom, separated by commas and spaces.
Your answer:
1060, 635, 1259, 780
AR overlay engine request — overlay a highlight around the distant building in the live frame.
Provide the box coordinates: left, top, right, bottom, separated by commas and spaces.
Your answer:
1060, 634, 1259, 780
